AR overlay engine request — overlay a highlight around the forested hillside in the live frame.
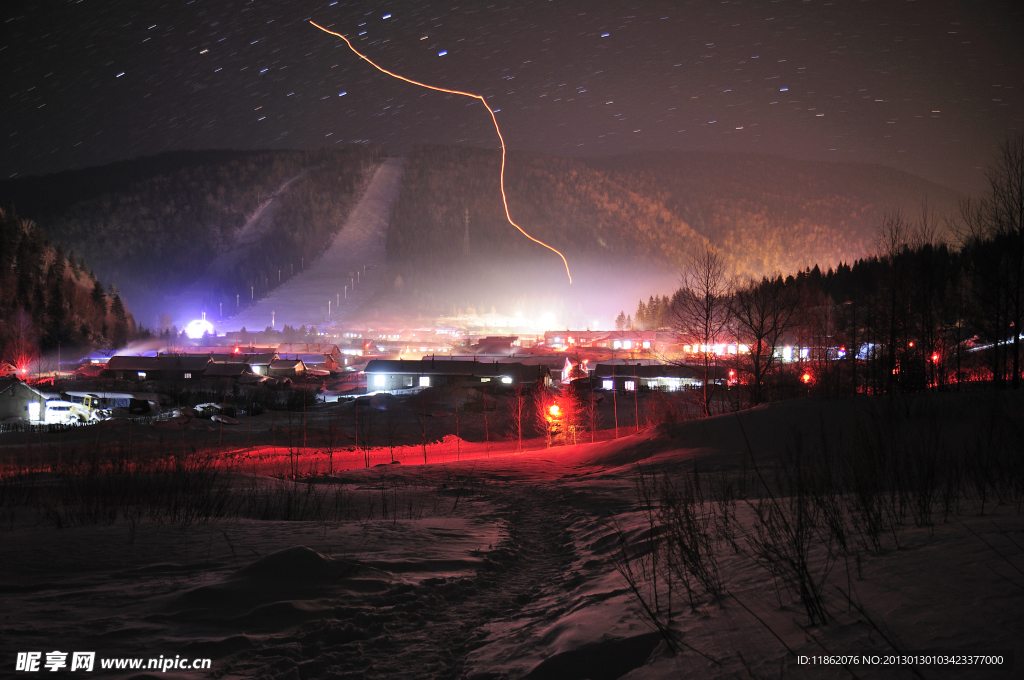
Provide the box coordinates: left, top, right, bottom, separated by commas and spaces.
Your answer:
388, 146, 710, 280
388, 146, 960, 283
0, 146, 381, 325
584, 151, 961, 278
0, 208, 139, 366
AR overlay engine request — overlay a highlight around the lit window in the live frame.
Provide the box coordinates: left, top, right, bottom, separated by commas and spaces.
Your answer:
419, 376, 430, 387
783, 346, 793, 362
602, 379, 614, 390
623, 340, 632, 349
28, 402, 40, 421
800, 348, 809, 359
480, 377, 491, 383
642, 341, 650, 349
374, 375, 385, 387
613, 340, 622, 349
501, 376, 512, 384
625, 380, 636, 391
138, 372, 147, 379
184, 373, 192, 379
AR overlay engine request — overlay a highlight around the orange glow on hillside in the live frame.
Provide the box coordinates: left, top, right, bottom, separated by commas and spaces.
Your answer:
309, 20, 572, 283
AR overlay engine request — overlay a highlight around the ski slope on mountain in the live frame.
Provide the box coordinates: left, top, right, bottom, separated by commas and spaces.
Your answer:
227, 157, 404, 331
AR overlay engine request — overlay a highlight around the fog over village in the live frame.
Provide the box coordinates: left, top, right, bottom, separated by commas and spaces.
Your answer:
1, 1, 1022, 678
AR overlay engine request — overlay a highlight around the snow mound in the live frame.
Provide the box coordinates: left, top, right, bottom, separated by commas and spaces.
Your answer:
170, 546, 393, 617
522, 632, 663, 680
575, 428, 678, 468
235, 545, 365, 583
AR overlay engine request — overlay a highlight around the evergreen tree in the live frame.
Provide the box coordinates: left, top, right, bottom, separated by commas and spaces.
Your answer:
91, 280, 107, 314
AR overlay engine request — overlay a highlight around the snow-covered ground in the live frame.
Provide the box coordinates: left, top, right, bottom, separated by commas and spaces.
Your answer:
2, 394, 1022, 679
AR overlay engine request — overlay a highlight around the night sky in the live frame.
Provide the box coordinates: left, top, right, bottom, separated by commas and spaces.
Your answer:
3, 0, 1022, 193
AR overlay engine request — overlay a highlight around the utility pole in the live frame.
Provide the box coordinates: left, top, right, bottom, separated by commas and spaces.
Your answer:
612, 360, 618, 438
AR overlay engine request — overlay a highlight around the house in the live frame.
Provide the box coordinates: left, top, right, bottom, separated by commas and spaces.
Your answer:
276, 344, 341, 371
103, 355, 213, 381
202, 363, 256, 381
274, 344, 340, 372
544, 330, 659, 351
192, 352, 277, 375
0, 361, 19, 378
268, 359, 306, 378
287, 353, 338, 372
466, 336, 519, 355
364, 358, 551, 393
0, 378, 48, 422
593, 363, 703, 392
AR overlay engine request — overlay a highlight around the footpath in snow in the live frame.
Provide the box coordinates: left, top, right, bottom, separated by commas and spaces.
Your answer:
2, 395, 1022, 679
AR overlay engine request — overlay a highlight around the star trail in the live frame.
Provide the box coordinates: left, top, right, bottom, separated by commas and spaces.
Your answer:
1, 0, 1021, 193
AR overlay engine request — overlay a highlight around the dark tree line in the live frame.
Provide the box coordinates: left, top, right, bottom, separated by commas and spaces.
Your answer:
0, 208, 139, 366
666, 135, 1024, 407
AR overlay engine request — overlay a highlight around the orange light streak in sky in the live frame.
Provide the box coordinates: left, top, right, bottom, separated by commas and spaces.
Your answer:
310, 20, 572, 283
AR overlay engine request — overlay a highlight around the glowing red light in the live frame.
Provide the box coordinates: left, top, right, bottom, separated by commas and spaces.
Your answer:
801, 373, 812, 384
549, 404, 561, 418
931, 353, 939, 363
233, 346, 240, 354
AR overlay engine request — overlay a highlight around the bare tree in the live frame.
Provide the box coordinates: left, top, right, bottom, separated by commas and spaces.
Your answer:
987, 134, 1024, 388
507, 385, 526, 452
731, 276, 798, 405
559, 390, 583, 445
585, 393, 603, 443
533, 390, 558, 447
877, 210, 910, 393
382, 398, 401, 463
416, 397, 431, 464
672, 247, 732, 416
355, 399, 374, 468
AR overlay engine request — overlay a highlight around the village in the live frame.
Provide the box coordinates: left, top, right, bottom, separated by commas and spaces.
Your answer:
0, 324, 821, 466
